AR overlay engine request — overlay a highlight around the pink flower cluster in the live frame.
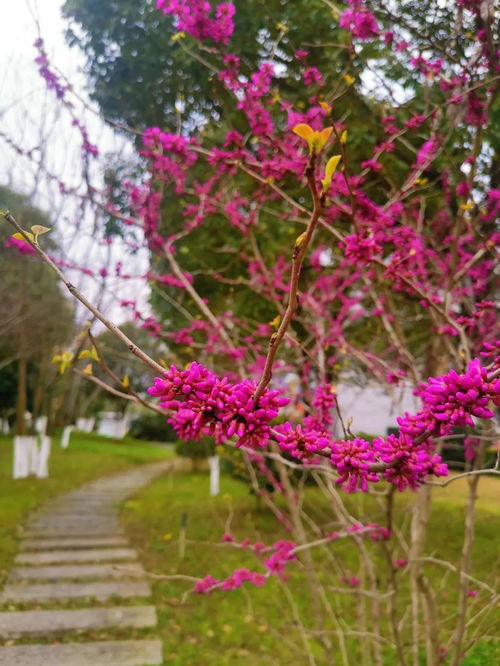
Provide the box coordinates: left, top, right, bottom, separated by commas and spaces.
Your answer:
330, 438, 380, 492
194, 524, 398, 595
306, 382, 336, 430
302, 66, 324, 87
373, 433, 448, 491
194, 538, 296, 594
263, 540, 296, 574
34, 38, 67, 99
147, 362, 289, 447
148, 357, 499, 493
341, 233, 382, 263
341, 575, 361, 587
5, 236, 37, 256
140, 127, 197, 194
422, 358, 499, 426
157, 0, 235, 45
415, 139, 438, 168
275, 423, 330, 459
339, 1, 379, 41
480, 340, 500, 371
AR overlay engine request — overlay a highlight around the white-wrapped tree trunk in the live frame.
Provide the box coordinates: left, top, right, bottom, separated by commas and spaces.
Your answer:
36, 436, 51, 478
97, 412, 129, 438
60, 425, 74, 449
28, 436, 40, 475
76, 417, 95, 432
209, 455, 220, 496
13, 436, 35, 479
34, 415, 48, 435
13, 435, 51, 479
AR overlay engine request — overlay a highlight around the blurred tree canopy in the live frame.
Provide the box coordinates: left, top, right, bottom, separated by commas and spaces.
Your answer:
61, 0, 499, 373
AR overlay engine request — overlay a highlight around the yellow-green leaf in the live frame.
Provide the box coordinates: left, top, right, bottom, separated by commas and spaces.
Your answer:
314, 127, 333, 153
321, 154, 342, 192
294, 232, 307, 248
292, 123, 314, 140
52, 351, 74, 374
171, 31, 186, 42
31, 225, 50, 236
12, 231, 35, 243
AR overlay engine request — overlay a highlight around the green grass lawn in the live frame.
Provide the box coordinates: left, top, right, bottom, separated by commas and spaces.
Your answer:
122, 469, 499, 665
0, 431, 172, 584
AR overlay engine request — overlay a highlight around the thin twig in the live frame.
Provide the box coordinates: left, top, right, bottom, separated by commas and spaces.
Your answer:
2, 211, 165, 375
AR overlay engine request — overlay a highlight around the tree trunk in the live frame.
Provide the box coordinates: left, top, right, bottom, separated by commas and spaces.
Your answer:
16, 356, 27, 435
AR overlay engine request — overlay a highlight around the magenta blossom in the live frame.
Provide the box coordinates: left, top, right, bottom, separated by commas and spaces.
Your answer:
5, 236, 37, 256
339, 2, 379, 41
157, 0, 236, 45
330, 438, 379, 492
275, 422, 330, 460
422, 358, 499, 426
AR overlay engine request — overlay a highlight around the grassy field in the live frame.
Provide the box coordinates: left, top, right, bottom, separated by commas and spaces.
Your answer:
0, 431, 172, 584
1, 436, 497, 663
122, 469, 499, 665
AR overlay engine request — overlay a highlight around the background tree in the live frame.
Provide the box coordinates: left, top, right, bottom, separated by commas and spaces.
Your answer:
62, 0, 499, 378
0, 186, 75, 433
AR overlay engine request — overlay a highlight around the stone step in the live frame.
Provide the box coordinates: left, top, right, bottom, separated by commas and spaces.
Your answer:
21, 537, 129, 551
25, 526, 119, 535
26, 526, 120, 534
28, 514, 118, 527
1, 580, 151, 603
0, 605, 157, 637
9, 562, 145, 582
22, 530, 125, 539
0, 639, 163, 665
16, 548, 137, 565
30, 512, 115, 519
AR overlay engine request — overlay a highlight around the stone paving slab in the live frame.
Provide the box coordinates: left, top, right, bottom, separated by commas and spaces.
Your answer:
16, 548, 137, 565
26, 525, 120, 534
0, 605, 157, 636
9, 562, 145, 582
29, 513, 118, 527
1, 580, 151, 603
28, 514, 118, 520
0, 639, 163, 665
29, 513, 115, 520
22, 537, 129, 550
22, 529, 125, 538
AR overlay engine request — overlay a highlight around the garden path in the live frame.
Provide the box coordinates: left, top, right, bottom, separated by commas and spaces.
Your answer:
0, 461, 172, 665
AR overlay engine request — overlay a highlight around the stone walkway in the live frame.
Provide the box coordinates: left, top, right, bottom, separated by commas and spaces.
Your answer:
0, 461, 172, 666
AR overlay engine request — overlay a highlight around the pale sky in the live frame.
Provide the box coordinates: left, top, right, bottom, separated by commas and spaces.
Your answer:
0, 0, 151, 326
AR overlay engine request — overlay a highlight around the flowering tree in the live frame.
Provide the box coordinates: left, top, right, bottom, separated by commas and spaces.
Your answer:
2, 0, 499, 663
